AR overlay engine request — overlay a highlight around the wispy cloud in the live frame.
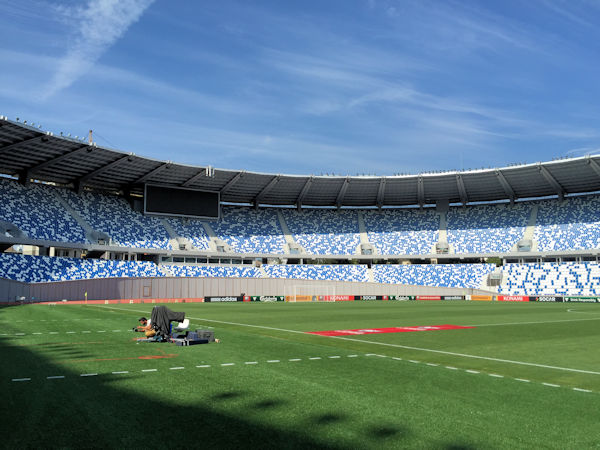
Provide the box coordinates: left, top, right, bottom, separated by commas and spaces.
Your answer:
44, 0, 155, 99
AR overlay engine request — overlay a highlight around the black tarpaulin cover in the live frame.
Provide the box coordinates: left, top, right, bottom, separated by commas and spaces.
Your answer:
150, 306, 185, 338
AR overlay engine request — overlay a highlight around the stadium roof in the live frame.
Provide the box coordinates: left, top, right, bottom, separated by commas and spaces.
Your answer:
2, 115, 600, 208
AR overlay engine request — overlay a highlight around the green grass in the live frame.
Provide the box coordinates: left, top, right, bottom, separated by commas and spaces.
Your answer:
1, 301, 599, 449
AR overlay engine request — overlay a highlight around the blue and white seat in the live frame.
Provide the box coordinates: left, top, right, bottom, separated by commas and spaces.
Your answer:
57, 189, 172, 249
211, 206, 286, 254
373, 263, 495, 289
363, 209, 438, 254
498, 262, 600, 296
0, 179, 87, 243
534, 196, 600, 251
447, 203, 530, 253
263, 264, 369, 282
281, 209, 361, 255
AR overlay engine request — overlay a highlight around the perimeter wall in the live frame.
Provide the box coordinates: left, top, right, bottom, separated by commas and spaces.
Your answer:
0, 276, 495, 304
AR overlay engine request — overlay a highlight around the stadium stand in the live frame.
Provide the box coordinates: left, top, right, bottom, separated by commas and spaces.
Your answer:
263, 264, 369, 282
0, 178, 87, 243
498, 262, 600, 296
0, 253, 164, 283
164, 217, 211, 250
166, 264, 261, 278
281, 209, 361, 255
373, 263, 495, 289
56, 188, 172, 249
446, 203, 530, 253
534, 195, 600, 251
211, 206, 287, 254
362, 208, 439, 254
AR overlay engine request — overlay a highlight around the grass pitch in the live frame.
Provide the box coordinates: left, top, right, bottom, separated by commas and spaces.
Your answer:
1, 301, 599, 449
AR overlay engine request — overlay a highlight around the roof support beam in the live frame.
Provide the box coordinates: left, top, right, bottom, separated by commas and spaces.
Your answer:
585, 156, 600, 179
336, 177, 350, 208
456, 174, 468, 205
495, 169, 516, 204
0, 135, 47, 157
220, 171, 244, 195
133, 162, 170, 185
296, 177, 313, 211
75, 154, 133, 194
376, 177, 386, 208
23, 144, 92, 178
181, 168, 207, 187
254, 175, 280, 208
538, 163, 565, 201
417, 176, 425, 207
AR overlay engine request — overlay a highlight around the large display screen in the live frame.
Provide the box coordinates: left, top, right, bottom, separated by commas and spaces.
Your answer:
144, 184, 220, 219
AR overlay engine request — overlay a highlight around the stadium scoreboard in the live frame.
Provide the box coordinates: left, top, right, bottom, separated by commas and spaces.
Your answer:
144, 184, 220, 219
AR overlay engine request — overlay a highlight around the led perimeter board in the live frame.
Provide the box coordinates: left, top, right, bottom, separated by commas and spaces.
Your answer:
144, 184, 220, 219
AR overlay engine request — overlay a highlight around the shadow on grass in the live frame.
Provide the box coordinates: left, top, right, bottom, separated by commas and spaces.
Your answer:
1, 340, 344, 450
312, 412, 347, 425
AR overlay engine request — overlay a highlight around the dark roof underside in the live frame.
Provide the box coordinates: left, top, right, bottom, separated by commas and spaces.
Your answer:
1, 117, 599, 207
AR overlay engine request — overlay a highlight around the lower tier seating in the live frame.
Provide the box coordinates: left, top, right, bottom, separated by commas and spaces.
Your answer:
498, 262, 600, 296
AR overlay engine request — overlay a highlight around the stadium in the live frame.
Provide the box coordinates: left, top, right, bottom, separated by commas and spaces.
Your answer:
1, 114, 599, 448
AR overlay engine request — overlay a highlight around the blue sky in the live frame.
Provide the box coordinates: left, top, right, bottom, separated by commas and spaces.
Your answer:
1, 0, 600, 176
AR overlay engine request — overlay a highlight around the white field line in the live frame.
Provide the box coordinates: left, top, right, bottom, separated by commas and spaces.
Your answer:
92, 305, 600, 376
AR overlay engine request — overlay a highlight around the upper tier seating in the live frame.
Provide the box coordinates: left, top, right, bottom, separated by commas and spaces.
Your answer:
447, 203, 530, 253
0, 253, 164, 283
534, 196, 600, 251
498, 262, 600, 296
373, 263, 495, 289
165, 217, 211, 250
281, 209, 361, 255
263, 264, 369, 282
165, 264, 261, 278
0, 178, 87, 243
211, 206, 286, 253
57, 189, 172, 249
363, 209, 439, 254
